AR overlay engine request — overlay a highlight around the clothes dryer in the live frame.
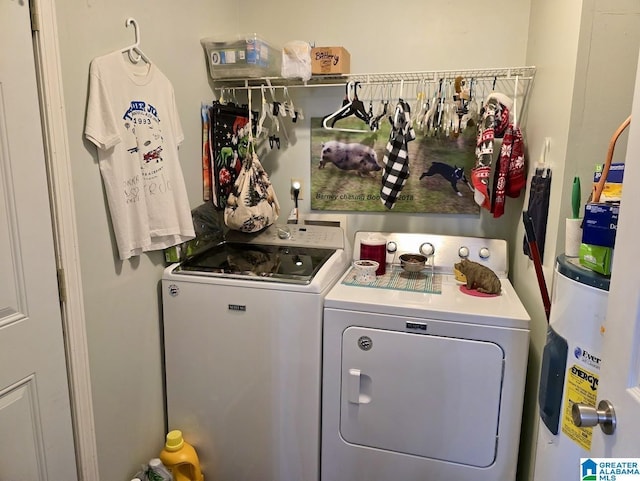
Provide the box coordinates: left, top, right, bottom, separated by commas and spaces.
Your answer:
322, 232, 530, 481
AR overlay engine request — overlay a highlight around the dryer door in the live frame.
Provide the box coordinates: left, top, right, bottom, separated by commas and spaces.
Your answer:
340, 326, 504, 467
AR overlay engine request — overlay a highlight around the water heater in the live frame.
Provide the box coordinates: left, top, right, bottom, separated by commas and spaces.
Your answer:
534, 255, 610, 480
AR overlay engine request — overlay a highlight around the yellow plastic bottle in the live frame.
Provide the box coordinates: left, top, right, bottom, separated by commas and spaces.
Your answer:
159, 430, 204, 481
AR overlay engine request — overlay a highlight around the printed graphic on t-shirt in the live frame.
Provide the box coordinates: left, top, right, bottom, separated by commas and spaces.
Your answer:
123, 100, 172, 204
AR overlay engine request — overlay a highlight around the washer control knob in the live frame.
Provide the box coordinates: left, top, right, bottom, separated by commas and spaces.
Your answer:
420, 242, 435, 257
387, 241, 397, 253
458, 246, 470, 258
479, 247, 490, 259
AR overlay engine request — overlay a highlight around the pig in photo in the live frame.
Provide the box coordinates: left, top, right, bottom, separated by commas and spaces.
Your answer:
319, 140, 381, 176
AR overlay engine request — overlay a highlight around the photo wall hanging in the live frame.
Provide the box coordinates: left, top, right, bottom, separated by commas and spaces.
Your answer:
309, 72, 532, 215
206, 67, 536, 217
310, 117, 479, 214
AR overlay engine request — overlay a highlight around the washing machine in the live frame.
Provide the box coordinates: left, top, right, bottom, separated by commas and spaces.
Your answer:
162, 224, 349, 481
322, 232, 530, 481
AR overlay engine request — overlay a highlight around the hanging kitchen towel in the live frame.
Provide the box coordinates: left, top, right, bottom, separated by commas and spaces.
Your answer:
490, 125, 511, 218
506, 125, 526, 197
380, 100, 416, 209
472, 93, 513, 210
201, 103, 212, 201
523, 168, 552, 261
472, 98, 496, 210
486, 92, 512, 139
491, 123, 525, 217
209, 102, 257, 210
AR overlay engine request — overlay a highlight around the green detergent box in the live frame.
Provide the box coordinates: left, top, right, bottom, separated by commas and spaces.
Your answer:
579, 243, 612, 276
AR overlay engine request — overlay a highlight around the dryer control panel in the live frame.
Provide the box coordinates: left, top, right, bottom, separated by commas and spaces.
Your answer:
354, 232, 509, 277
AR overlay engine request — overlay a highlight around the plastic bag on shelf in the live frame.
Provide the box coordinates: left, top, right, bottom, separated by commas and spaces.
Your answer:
281, 40, 312, 81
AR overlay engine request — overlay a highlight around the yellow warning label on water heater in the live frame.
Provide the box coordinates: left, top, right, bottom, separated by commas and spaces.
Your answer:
562, 364, 599, 451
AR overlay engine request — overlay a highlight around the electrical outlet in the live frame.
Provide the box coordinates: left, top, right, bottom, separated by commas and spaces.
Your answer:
291, 178, 303, 200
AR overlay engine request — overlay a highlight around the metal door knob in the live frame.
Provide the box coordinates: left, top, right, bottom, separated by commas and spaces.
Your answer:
571, 400, 617, 435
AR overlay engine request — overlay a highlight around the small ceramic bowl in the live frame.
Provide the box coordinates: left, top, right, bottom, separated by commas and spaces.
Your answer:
399, 253, 427, 273
353, 260, 379, 282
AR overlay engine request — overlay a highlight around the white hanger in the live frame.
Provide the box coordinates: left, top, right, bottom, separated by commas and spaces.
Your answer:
257, 85, 276, 137
413, 79, 428, 126
264, 82, 290, 146
512, 75, 519, 128
121, 18, 151, 64
537, 137, 551, 178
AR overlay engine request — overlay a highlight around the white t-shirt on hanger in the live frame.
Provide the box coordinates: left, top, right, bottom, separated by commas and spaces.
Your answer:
85, 51, 194, 260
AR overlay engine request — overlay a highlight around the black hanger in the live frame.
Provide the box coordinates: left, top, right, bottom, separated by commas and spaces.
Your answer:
322, 81, 372, 133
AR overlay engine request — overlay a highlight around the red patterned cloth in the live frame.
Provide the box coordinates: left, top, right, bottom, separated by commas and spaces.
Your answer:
491, 124, 526, 218
473, 93, 515, 212
506, 126, 526, 198
471, 166, 491, 210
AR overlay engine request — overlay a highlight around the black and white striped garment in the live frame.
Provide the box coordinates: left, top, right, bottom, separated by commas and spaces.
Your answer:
380, 99, 416, 209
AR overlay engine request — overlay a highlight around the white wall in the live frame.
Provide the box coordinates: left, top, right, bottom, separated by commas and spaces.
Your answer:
54, 1, 531, 480
53, 2, 236, 480
517, 1, 640, 480
515, 2, 584, 479
234, 0, 532, 243
51, 0, 639, 480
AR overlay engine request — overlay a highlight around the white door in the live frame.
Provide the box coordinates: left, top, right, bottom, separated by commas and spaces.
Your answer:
0, 1, 78, 480
589, 48, 640, 460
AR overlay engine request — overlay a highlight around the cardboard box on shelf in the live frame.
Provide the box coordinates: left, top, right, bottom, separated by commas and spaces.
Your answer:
311, 47, 350, 75
593, 162, 625, 202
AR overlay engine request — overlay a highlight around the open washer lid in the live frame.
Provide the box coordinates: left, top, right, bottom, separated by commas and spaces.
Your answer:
175, 242, 337, 284
173, 224, 346, 285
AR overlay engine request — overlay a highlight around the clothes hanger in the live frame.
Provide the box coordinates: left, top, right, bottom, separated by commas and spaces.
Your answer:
265, 80, 289, 147
536, 137, 550, 178
433, 78, 445, 134
512, 75, 519, 129
392, 79, 407, 127
457, 77, 476, 131
421, 80, 437, 134
322, 81, 371, 133
369, 83, 390, 131
329, 81, 371, 125
282, 87, 304, 122
256, 86, 271, 138
121, 18, 151, 65
413, 79, 429, 128
366, 84, 377, 127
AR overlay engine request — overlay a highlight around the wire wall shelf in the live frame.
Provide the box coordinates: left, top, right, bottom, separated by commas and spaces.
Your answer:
212, 66, 536, 91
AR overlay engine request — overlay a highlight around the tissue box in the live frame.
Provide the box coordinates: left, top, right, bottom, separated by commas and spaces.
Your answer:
311, 47, 350, 75
582, 202, 619, 248
201, 34, 281, 79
